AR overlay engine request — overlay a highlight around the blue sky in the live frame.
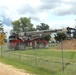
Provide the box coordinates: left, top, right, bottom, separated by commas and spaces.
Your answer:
0, 0, 76, 36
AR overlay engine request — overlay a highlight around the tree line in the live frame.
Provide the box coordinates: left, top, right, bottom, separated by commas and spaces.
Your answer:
0, 17, 76, 42
11, 17, 50, 41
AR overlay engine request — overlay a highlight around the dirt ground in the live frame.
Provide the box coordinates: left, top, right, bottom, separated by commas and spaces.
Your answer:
0, 62, 32, 75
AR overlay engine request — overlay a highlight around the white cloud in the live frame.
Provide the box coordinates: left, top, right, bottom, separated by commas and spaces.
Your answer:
0, 0, 76, 35
26, 0, 41, 8
38, 12, 48, 22
52, 3, 72, 15
0, 0, 41, 17
3, 25, 12, 38
48, 19, 76, 29
0, 0, 25, 8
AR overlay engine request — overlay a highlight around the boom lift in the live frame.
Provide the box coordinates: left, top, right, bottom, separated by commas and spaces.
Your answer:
8, 29, 67, 50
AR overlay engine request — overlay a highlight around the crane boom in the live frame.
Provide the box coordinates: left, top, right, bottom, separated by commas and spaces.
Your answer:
17, 29, 67, 38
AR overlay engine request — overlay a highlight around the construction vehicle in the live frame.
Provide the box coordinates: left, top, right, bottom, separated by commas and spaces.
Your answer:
67, 27, 76, 33
8, 29, 67, 50
66, 27, 76, 39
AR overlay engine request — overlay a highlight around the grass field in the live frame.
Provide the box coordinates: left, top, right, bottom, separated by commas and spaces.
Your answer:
0, 45, 76, 75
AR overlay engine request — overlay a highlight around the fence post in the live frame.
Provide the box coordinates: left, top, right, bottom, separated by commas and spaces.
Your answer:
61, 39, 64, 73
19, 42, 21, 62
34, 41, 37, 66
1, 46, 2, 57
9, 49, 11, 59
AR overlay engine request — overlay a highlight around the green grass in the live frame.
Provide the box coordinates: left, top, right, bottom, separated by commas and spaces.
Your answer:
0, 46, 76, 75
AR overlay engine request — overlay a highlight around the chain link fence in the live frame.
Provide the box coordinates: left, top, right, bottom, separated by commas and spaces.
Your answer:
0, 42, 76, 75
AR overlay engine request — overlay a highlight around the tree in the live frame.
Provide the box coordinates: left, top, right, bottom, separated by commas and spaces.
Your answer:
0, 20, 7, 42
11, 17, 35, 32
0, 20, 4, 32
73, 32, 76, 39
72, 29, 76, 39
36, 23, 49, 30
36, 23, 50, 41
43, 34, 51, 41
54, 32, 66, 42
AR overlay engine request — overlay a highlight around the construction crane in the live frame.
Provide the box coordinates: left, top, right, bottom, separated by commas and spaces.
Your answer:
8, 29, 68, 50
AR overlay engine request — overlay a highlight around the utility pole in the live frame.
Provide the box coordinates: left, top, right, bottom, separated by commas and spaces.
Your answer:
61, 39, 64, 73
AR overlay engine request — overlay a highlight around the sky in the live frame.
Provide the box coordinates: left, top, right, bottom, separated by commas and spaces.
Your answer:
0, 0, 76, 37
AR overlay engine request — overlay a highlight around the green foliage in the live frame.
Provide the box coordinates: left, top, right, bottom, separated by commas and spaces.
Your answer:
12, 20, 20, 32
0, 20, 7, 40
12, 17, 35, 32
54, 32, 66, 42
73, 30, 76, 39
43, 34, 51, 41
36, 23, 50, 41
4, 39, 7, 42
73, 35, 76, 39
0, 20, 4, 32
36, 23, 49, 30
